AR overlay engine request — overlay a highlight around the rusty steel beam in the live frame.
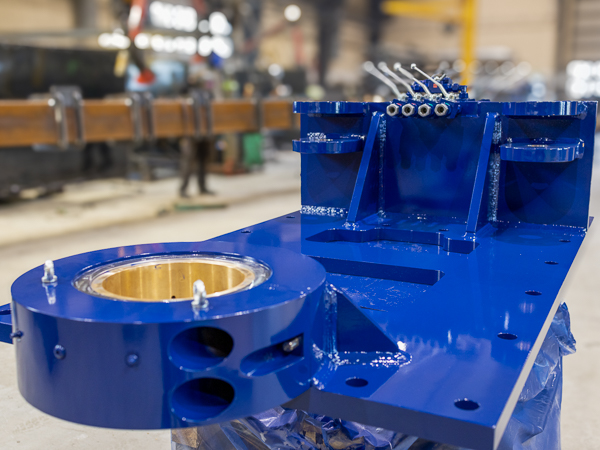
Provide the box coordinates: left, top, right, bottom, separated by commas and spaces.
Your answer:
0, 98, 296, 148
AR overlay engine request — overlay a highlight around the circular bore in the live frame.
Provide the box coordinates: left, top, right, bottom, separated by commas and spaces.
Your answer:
74, 254, 271, 302
402, 104, 415, 117
454, 399, 480, 411
434, 103, 449, 117
386, 104, 400, 116
418, 104, 432, 117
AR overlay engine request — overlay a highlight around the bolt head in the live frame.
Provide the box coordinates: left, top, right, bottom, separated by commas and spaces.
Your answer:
53, 344, 66, 360
282, 337, 302, 353
126, 353, 139, 367
10, 331, 23, 340
42, 260, 57, 284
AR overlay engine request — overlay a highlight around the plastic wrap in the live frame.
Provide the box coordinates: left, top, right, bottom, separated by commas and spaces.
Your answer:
172, 303, 575, 450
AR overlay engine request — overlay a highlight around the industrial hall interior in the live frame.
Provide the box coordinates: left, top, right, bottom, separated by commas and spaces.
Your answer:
0, 0, 599, 449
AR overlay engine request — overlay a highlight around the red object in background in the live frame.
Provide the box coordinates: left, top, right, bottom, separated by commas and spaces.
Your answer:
128, 0, 147, 39
137, 68, 156, 84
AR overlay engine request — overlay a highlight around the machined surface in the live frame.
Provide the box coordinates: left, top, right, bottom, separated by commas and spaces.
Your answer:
75, 254, 270, 302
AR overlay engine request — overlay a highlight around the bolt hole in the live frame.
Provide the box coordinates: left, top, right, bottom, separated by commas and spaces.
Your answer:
241, 230, 251, 234
497, 332, 518, 340
0, 308, 10, 316
525, 290, 542, 296
345, 377, 368, 387
454, 399, 480, 411
286, 216, 295, 219
171, 295, 176, 299
559, 239, 570, 243
439, 228, 449, 232
544, 261, 558, 265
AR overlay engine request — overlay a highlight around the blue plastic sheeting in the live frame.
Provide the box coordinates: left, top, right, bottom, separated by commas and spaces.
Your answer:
172, 304, 575, 450
497, 303, 576, 450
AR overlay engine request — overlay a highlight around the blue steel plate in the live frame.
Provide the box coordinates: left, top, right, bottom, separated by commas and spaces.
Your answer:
213, 213, 587, 450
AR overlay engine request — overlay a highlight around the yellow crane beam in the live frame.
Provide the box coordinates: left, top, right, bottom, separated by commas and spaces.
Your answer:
381, 0, 477, 86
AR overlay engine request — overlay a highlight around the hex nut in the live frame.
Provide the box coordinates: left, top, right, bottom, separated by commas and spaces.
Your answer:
418, 104, 432, 117
435, 103, 450, 117
401, 104, 415, 117
386, 104, 400, 116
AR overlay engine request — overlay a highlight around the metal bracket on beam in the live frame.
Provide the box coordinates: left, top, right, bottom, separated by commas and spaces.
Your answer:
141, 92, 156, 143
48, 92, 69, 150
30, 86, 86, 150
123, 93, 143, 145
49, 86, 86, 149
254, 98, 264, 132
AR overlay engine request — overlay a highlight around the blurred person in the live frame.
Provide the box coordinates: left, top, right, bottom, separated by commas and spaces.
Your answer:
179, 136, 215, 198
82, 142, 113, 176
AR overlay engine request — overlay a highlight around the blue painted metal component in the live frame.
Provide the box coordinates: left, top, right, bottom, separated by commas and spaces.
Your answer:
0, 303, 11, 343
500, 138, 584, 162
293, 134, 364, 154
2, 77, 596, 450
8, 242, 325, 429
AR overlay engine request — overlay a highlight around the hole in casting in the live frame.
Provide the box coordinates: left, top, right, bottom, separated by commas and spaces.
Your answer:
525, 290, 542, 296
241, 231, 251, 234
171, 378, 234, 422
287, 216, 295, 219
345, 377, 369, 387
454, 399, 480, 411
559, 239, 570, 243
545, 261, 558, 265
497, 332, 518, 340
439, 228, 449, 232
170, 327, 234, 371
0, 308, 10, 315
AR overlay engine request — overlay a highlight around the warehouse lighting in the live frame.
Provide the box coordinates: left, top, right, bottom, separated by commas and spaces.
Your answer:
284, 4, 302, 22
198, 20, 210, 33
567, 60, 592, 79
209, 11, 232, 36
175, 36, 198, 55
565, 60, 600, 99
268, 64, 283, 77
98, 31, 131, 49
163, 36, 176, 53
98, 33, 112, 48
149, 1, 198, 33
150, 34, 166, 52
134, 33, 151, 49
198, 36, 213, 56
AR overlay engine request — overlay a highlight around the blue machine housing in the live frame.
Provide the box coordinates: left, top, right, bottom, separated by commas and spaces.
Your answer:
1, 84, 596, 450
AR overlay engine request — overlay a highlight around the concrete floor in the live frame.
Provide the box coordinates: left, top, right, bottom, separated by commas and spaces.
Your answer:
0, 157, 598, 449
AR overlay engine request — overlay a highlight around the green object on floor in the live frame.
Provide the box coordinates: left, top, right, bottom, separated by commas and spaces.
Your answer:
173, 202, 227, 211
243, 133, 263, 167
